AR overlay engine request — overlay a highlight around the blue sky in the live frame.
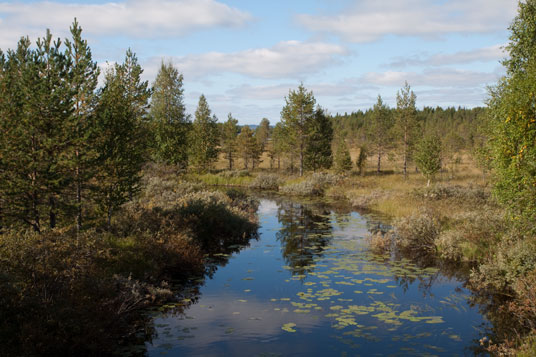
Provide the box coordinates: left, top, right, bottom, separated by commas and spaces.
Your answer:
0, 0, 518, 124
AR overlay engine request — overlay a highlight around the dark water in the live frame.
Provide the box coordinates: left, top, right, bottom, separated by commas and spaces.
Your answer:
145, 197, 487, 356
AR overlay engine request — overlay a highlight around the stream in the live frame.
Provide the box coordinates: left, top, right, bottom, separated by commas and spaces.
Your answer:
143, 196, 488, 356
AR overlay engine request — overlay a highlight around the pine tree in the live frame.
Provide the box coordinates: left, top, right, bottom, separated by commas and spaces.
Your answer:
281, 84, 316, 176
396, 82, 418, 179
269, 122, 288, 170
189, 95, 219, 171
94, 62, 147, 226
237, 125, 259, 170
151, 60, 190, 167
65, 19, 100, 231
304, 107, 333, 171
221, 113, 239, 170
255, 118, 271, 153
368, 95, 394, 174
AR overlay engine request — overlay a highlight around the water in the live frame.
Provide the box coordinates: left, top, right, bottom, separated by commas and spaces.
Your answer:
144, 197, 487, 356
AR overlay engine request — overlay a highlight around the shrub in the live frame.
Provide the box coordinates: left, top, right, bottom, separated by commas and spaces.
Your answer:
366, 230, 394, 254
436, 210, 504, 262
412, 184, 490, 205
394, 211, 440, 257
280, 172, 342, 197
248, 173, 281, 190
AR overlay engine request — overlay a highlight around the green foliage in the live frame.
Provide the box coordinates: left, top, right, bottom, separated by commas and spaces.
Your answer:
93, 55, 148, 225
304, 107, 333, 171
280, 172, 341, 196
396, 82, 419, 178
151, 61, 190, 167
269, 122, 289, 170
281, 84, 316, 176
334, 140, 353, 173
189, 95, 219, 171
367, 95, 394, 173
255, 117, 271, 153
221, 113, 239, 170
487, 0, 536, 229
356, 146, 368, 176
237, 125, 261, 169
414, 135, 442, 186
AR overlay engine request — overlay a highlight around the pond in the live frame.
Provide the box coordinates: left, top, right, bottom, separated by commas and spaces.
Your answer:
143, 196, 488, 356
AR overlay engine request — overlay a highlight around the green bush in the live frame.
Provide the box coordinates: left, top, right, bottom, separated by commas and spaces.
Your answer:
280, 172, 342, 196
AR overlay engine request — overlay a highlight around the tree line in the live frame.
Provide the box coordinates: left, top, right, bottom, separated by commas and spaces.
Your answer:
0, 21, 486, 233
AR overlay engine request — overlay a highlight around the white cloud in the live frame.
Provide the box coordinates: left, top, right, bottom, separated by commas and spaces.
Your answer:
158, 41, 348, 79
388, 45, 506, 68
360, 68, 502, 88
0, 0, 251, 48
297, 0, 517, 42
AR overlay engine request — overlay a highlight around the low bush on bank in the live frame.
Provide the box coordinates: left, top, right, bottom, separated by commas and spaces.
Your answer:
248, 173, 282, 190
280, 172, 342, 196
394, 211, 441, 258
0, 174, 259, 355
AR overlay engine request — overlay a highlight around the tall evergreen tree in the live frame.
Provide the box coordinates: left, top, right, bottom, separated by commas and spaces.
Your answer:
0, 32, 73, 231
255, 118, 271, 153
151, 60, 190, 167
189, 95, 219, 171
94, 60, 147, 226
396, 82, 418, 179
281, 84, 316, 176
65, 19, 100, 231
367, 95, 394, 174
304, 107, 333, 171
221, 113, 239, 170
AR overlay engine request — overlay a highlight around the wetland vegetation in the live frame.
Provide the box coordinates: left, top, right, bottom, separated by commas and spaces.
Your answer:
2, 1, 536, 355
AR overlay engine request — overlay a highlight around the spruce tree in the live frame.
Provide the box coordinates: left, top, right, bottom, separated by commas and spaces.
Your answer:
334, 140, 353, 173
269, 122, 288, 170
151, 60, 190, 167
189, 95, 219, 171
304, 107, 333, 171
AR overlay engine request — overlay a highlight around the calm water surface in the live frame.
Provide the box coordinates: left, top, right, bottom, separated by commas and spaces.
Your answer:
145, 197, 487, 356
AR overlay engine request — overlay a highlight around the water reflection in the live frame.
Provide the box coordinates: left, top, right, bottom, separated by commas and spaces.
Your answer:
140, 196, 489, 356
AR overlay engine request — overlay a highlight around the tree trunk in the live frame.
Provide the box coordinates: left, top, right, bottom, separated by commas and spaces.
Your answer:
76, 167, 82, 233
299, 143, 304, 177
49, 196, 56, 229
403, 129, 408, 180
377, 151, 381, 174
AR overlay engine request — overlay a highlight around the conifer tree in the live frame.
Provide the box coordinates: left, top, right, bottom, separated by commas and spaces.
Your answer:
151, 60, 190, 167
94, 62, 147, 226
65, 19, 100, 231
189, 95, 219, 171
237, 125, 259, 170
304, 107, 333, 171
396, 82, 418, 179
255, 118, 271, 153
368, 95, 394, 174
269, 122, 288, 170
281, 84, 316, 176
356, 146, 368, 176
221, 113, 239, 170
334, 140, 353, 173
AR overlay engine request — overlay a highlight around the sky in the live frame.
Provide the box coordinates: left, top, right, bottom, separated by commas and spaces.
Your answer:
0, 0, 518, 125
